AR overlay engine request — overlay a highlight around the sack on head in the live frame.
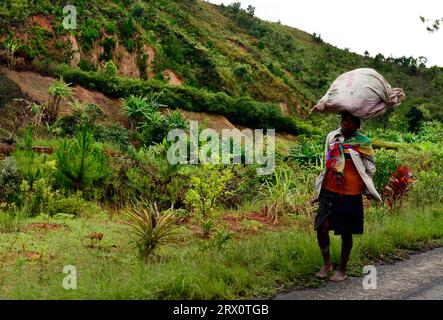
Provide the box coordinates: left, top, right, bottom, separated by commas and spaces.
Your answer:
311, 68, 405, 119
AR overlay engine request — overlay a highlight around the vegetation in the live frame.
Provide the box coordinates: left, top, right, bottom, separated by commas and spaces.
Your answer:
0, 0, 441, 300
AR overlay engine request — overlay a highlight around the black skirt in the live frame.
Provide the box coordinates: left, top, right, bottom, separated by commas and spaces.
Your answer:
314, 188, 364, 235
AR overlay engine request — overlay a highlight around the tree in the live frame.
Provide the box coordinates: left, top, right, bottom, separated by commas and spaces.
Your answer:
56, 124, 107, 190
229, 2, 241, 14
247, 5, 255, 17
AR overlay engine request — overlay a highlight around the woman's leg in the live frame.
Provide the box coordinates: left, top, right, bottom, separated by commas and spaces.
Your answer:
331, 234, 353, 281
315, 217, 333, 278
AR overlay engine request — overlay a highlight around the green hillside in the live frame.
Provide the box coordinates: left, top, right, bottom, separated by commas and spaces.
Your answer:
0, 0, 442, 300
1, 0, 442, 132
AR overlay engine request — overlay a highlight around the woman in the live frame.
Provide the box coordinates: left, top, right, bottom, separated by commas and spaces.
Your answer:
313, 111, 382, 282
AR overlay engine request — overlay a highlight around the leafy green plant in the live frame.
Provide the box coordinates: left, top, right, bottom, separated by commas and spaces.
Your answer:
416, 121, 443, 143
18, 178, 57, 216
124, 201, 180, 260
374, 149, 402, 191
121, 95, 150, 130
1, 40, 21, 69
185, 164, 233, 238
289, 139, 323, 168
56, 125, 107, 190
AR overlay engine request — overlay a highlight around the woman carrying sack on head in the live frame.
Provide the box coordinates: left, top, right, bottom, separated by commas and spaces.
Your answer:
313, 111, 383, 282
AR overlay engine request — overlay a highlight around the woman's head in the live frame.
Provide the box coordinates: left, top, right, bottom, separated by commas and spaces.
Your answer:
340, 111, 361, 137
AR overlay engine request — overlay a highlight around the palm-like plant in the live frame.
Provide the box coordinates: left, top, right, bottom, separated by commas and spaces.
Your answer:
121, 92, 167, 131
2, 40, 21, 69
124, 201, 180, 260
45, 78, 75, 124
121, 95, 149, 130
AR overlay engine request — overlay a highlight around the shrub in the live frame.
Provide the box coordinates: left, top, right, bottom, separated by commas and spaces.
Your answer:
104, 60, 117, 77
0, 157, 23, 202
373, 149, 402, 192
94, 124, 130, 151
185, 164, 233, 237
233, 63, 251, 81
416, 121, 443, 143
51, 193, 104, 218
79, 59, 98, 72
58, 67, 314, 135
18, 178, 57, 216
289, 138, 324, 168
410, 171, 443, 208
81, 18, 100, 50
51, 101, 106, 137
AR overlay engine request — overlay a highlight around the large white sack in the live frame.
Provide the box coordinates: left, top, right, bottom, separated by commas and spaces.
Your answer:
311, 68, 405, 119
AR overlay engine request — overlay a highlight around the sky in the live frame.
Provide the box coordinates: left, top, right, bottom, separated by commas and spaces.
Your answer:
208, 0, 443, 67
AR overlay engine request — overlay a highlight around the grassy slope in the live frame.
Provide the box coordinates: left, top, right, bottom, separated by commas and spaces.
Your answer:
0, 204, 441, 299
1, 0, 442, 127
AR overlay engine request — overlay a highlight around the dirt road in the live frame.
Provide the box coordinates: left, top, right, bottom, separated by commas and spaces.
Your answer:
274, 248, 443, 300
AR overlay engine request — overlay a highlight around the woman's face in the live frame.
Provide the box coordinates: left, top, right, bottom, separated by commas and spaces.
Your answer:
341, 114, 359, 137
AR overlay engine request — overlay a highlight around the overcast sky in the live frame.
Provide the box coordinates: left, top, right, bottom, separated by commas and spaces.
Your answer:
208, 0, 443, 67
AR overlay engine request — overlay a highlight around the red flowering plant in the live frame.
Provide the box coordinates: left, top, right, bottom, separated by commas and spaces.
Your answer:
382, 166, 415, 210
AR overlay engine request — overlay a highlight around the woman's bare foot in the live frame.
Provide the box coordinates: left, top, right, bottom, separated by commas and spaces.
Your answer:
330, 271, 348, 282
315, 264, 333, 278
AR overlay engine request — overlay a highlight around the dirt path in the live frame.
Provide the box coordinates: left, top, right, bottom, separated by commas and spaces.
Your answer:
274, 247, 443, 300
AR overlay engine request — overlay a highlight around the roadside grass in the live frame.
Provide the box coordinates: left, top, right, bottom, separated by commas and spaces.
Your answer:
0, 204, 441, 299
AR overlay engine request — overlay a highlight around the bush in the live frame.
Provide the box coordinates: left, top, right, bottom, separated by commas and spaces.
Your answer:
0, 157, 23, 202
184, 164, 233, 237
104, 60, 117, 77
78, 59, 98, 72
416, 121, 443, 143
410, 171, 443, 208
373, 149, 402, 191
94, 124, 130, 151
18, 178, 57, 216
58, 67, 314, 135
51, 102, 106, 137
51, 193, 104, 218
81, 18, 100, 50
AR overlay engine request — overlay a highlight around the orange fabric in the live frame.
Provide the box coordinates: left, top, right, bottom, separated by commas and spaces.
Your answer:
324, 159, 365, 196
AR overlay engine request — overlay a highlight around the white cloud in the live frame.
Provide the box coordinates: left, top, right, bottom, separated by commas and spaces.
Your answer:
208, 0, 443, 67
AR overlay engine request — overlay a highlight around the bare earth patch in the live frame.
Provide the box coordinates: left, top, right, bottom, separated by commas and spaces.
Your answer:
163, 69, 184, 86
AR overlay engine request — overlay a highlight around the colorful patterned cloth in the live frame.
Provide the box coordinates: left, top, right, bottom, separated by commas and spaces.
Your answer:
325, 132, 373, 175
